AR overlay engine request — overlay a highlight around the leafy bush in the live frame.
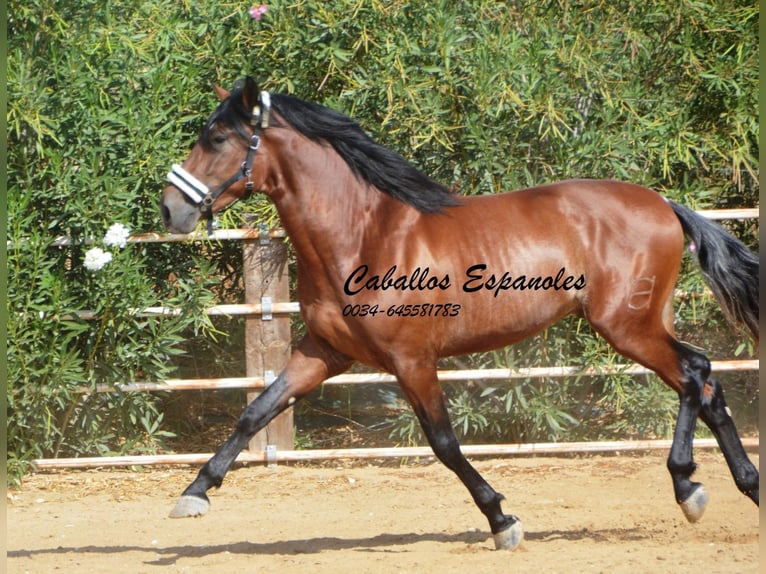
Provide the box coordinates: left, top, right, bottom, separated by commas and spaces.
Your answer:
7, 1, 241, 482
8, 0, 758, 481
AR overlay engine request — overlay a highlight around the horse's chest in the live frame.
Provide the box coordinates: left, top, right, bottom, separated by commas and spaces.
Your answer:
301, 300, 392, 367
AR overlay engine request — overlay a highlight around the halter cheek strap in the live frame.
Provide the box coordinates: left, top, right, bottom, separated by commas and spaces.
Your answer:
167, 90, 271, 230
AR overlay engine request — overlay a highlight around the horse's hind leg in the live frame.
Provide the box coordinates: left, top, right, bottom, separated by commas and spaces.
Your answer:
664, 341, 758, 518
394, 359, 523, 550
590, 305, 758, 521
697, 371, 759, 505
665, 341, 715, 521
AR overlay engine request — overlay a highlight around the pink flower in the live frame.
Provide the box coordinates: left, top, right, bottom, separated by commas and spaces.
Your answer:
250, 4, 268, 20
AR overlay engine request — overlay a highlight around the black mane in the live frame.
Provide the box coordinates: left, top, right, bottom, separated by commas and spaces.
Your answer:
202, 84, 459, 213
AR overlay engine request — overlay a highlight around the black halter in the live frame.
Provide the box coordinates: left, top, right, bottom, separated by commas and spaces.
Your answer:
167, 91, 271, 232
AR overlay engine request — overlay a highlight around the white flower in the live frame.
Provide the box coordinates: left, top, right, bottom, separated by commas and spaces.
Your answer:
103, 223, 131, 249
83, 247, 113, 271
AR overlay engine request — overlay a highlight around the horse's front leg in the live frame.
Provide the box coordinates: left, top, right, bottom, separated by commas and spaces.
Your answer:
169, 335, 351, 518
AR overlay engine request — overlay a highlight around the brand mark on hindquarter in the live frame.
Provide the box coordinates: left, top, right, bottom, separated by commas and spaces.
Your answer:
627, 276, 656, 310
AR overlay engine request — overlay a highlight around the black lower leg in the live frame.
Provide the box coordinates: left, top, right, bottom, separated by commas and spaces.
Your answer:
416, 407, 518, 536
668, 342, 759, 516
181, 376, 291, 500
667, 380, 703, 506
699, 378, 759, 505
666, 345, 710, 506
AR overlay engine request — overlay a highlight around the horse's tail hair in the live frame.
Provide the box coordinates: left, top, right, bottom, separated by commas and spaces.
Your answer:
669, 200, 759, 342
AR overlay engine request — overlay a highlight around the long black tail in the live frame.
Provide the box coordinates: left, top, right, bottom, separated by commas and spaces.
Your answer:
669, 201, 758, 341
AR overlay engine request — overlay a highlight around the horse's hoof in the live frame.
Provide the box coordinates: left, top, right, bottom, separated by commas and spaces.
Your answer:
680, 484, 708, 523
169, 495, 210, 518
492, 519, 523, 550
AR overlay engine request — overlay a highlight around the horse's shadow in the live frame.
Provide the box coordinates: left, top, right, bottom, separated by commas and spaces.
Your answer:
7, 527, 647, 565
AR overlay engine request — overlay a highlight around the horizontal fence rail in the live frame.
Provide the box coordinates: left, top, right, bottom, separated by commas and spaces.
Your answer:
85, 360, 759, 394
690, 208, 759, 220
25, 207, 759, 469
32, 437, 760, 470
69, 302, 302, 321
49, 227, 289, 246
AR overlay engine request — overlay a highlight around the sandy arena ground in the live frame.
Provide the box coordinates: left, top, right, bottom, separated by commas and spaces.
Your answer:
6, 451, 760, 573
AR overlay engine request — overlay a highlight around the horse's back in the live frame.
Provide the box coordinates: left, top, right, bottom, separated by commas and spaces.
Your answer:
459, 179, 676, 223
439, 179, 682, 257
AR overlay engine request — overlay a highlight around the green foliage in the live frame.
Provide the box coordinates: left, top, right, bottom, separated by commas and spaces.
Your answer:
229, 0, 758, 210
6, 224, 225, 481
8, 0, 758, 478
7, 0, 241, 482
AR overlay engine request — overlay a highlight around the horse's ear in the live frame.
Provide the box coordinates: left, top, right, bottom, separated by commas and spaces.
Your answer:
213, 84, 230, 101
241, 76, 260, 109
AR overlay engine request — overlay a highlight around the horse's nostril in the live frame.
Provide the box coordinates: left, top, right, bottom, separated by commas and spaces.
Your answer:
161, 203, 171, 228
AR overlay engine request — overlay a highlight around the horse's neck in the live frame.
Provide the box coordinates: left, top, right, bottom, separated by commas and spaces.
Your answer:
276, 178, 414, 261
269, 148, 418, 289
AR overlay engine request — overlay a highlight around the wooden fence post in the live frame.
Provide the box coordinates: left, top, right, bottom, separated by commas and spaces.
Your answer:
243, 234, 293, 456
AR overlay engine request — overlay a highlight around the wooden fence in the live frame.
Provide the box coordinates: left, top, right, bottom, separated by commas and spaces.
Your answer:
32, 208, 760, 470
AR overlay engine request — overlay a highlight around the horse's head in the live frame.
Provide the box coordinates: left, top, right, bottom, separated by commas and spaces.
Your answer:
160, 77, 271, 233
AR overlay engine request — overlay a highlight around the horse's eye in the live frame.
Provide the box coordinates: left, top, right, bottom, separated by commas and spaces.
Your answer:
213, 133, 228, 144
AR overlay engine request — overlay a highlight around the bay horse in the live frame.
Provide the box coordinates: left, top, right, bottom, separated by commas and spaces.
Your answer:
160, 77, 758, 550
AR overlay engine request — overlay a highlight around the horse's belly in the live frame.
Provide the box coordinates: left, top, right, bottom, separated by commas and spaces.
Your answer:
436, 287, 583, 357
